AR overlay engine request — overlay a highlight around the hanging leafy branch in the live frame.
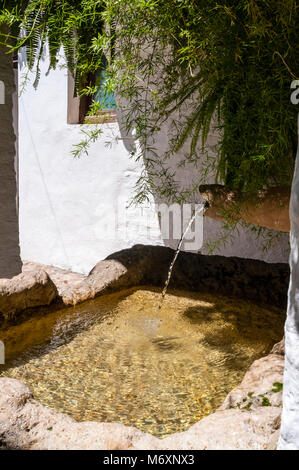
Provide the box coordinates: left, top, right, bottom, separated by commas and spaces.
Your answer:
0, 0, 108, 91
106, 0, 298, 199
0, 0, 298, 209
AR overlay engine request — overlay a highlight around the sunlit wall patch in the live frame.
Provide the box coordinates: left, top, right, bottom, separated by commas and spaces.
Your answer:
0, 80, 5, 104
291, 80, 299, 106
0, 341, 4, 365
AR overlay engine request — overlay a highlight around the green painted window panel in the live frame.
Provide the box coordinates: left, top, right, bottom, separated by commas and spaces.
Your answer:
94, 57, 117, 110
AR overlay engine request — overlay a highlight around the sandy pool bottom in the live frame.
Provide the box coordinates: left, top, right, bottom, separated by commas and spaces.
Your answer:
0, 287, 284, 438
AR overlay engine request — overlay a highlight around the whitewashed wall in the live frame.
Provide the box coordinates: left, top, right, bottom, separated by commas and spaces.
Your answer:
278, 114, 299, 450
18, 53, 290, 274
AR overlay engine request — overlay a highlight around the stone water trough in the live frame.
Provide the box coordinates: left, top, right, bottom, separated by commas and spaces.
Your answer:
0, 244, 289, 450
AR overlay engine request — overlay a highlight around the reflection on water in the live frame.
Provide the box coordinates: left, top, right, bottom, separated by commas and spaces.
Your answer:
0, 287, 284, 438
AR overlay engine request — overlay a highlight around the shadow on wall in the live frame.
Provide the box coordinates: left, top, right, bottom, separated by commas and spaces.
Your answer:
117, 103, 290, 262
103, 244, 290, 309
0, 44, 22, 279
116, 105, 206, 254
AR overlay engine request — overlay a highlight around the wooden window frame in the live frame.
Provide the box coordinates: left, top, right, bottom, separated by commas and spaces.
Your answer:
67, 71, 117, 125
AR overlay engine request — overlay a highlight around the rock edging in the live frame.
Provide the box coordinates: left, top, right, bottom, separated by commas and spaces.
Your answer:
0, 270, 57, 320
0, 346, 284, 450
0, 244, 288, 323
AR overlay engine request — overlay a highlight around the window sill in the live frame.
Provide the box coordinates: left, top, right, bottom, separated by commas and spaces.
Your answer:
83, 110, 117, 124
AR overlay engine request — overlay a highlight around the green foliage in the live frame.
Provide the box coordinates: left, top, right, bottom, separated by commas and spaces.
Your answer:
1, 0, 298, 210
106, 0, 298, 199
237, 391, 273, 410
71, 126, 103, 158
259, 395, 271, 407
272, 382, 283, 393
241, 401, 253, 410
0, 0, 108, 92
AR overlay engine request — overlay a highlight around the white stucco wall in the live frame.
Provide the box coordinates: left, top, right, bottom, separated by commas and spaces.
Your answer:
278, 114, 299, 450
18, 54, 165, 274
18, 52, 290, 274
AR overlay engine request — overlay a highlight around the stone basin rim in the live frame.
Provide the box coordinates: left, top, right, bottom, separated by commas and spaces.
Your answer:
0, 244, 289, 327
0, 244, 287, 449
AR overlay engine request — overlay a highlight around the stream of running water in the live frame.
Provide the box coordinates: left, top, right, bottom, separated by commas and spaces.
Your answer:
159, 204, 206, 309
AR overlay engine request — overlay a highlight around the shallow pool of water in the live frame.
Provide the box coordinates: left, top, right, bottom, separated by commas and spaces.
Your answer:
0, 287, 284, 437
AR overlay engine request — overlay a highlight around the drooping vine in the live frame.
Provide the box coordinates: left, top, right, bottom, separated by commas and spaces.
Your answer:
0, 1, 298, 248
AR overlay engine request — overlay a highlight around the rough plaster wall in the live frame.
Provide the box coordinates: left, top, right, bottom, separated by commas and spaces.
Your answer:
19, 52, 290, 274
18, 54, 164, 274
0, 44, 22, 278
278, 115, 299, 450
149, 118, 290, 263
